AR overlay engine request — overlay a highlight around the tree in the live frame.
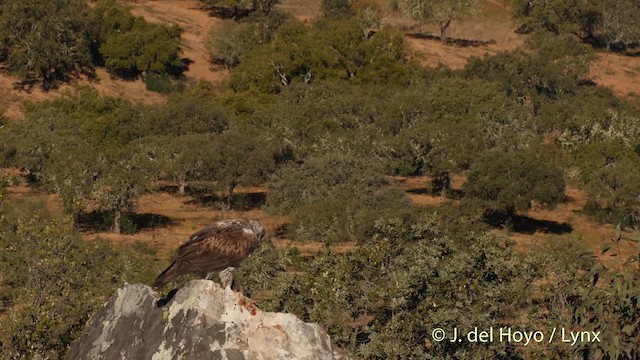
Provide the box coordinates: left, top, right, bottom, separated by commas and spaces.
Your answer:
256, 217, 534, 357
200, 0, 280, 16
0, 0, 94, 88
209, 126, 277, 209
266, 153, 415, 243
42, 139, 99, 222
464, 150, 565, 215
600, 0, 640, 49
571, 228, 640, 359
463, 37, 594, 115
322, 0, 352, 19
134, 134, 217, 195
90, 154, 149, 233
511, 0, 587, 35
397, 0, 480, 41
512, 0, 640, 50
576, 141, 640, 213
251, 0, 280, 14
228, 19, 414, 93
90, 0, 183, 78
4, 88, 149, 232
99, 19, 183, 78
206, 11, 289, 69
142, 86, 229, 136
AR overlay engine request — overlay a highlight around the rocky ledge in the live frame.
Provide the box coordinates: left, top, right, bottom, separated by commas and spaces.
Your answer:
66, 280, 339, 360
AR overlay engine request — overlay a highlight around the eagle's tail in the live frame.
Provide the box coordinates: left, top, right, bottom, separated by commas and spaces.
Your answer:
153, 261, 180, 290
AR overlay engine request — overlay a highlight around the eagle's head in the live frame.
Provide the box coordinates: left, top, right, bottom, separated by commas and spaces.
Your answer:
248, 219, 266, 242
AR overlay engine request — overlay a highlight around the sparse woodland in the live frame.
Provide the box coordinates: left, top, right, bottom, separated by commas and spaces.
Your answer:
1, 0, 639, 358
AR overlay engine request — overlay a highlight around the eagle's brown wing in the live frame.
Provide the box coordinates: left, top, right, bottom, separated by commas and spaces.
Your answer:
153, 222, 260, 289
175, 224, 260, 272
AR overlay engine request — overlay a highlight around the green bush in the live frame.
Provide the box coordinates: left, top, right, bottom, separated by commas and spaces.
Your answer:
0, 207, 157, 359
254, 217, 535, 358
206, 11, 290, 68
464, 150, 566, 214
0, 0, 94, 89
512, 0, 640, 50
93, 0, 183, 78
266, 153, 415, 243
322, 0, 353, 19
228, 19, 415, 93
144, 72, 186, 94
570, 229, 640, 359
574, 141, 640, 213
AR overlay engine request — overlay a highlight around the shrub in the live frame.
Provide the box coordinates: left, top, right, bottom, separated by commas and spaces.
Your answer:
206, 11, 289, 68
228, 19, 415, 93
464, 150, 566, 214
266, 153, 415, 243
575, 141, 640, 213
256, 217, 534, 358
0, 0, 94, 89
512, 0, 640, 50
93, 0, 183, 78
0, 207, 157, 359
570, 228, 640, 359
322, 0, 352, 19
144, 72, 186, 94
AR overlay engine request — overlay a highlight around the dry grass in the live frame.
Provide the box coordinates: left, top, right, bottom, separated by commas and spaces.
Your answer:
590, 51, 640, 98
275, 0, 321, 21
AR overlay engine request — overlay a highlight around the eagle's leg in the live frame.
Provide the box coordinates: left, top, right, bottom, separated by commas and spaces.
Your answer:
219, 267, 236, 290
205, 272, 216, 281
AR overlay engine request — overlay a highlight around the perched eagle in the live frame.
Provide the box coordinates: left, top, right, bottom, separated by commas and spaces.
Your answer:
153, 219, 266, 290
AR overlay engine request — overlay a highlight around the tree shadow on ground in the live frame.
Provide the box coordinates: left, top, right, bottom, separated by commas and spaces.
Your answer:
78, 211, 175, 234
194, 3, 253, 19
406, 33, 497, 47
483, 211, 573, 235
406, 187, 465, 199
185, 191, 266, 211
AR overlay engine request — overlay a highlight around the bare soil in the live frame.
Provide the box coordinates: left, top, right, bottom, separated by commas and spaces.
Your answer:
590, 51, 640, 98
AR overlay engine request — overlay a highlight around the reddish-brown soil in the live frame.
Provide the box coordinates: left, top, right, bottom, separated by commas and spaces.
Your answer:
590, 52, 640, 98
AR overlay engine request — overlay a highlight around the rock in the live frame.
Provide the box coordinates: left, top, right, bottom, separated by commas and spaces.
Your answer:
66, 280, 340, 360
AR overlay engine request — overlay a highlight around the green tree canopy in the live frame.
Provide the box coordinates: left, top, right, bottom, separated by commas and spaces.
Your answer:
397, 0, 480, 41
206, 11, 290, 69
513, 0, 640, 50
89, 0, 184, 78
464, 150, 566, 214
256, 217, 533, 357
0, 0, 93, 88
228, 19, 415, 93
266, 153, 415, 243
209, 125, 278, 208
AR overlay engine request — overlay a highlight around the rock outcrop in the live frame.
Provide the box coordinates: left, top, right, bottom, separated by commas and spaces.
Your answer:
66, 280, 339, 360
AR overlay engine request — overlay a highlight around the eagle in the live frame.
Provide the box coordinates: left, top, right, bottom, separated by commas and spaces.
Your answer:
153, 219, 266, 290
